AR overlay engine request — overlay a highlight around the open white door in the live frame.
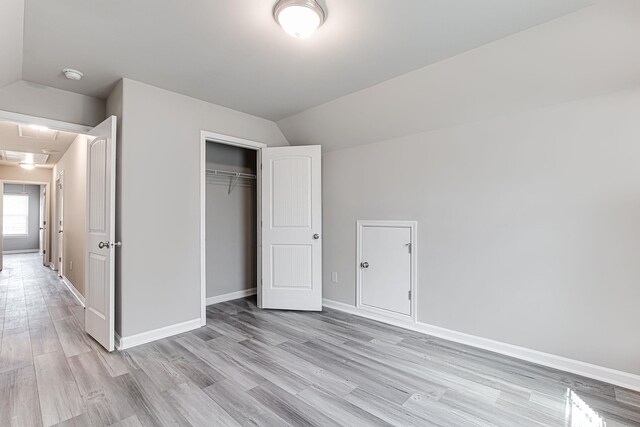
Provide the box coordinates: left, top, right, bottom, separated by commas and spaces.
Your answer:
85, 116, 117, 351
260, 145, 322, 311
39, 185, 46, 265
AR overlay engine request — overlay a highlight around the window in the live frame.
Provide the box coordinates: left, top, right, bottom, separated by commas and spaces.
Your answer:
3, 194, 30, 236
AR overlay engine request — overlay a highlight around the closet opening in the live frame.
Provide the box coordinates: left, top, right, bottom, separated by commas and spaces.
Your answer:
202, 134, 264, 319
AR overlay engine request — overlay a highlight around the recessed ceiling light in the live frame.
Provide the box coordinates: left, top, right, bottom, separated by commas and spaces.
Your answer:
63, 68, 84, 81
19, 162, 36, 170
274, 0, 325, 39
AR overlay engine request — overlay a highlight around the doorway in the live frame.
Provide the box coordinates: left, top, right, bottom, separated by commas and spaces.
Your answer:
356, 220, 418, 322
0, 109, 118, 352
200, 132, 265, 324
204, 142, 258, 306
199, 131, 323, 324
0, 180, 51, 269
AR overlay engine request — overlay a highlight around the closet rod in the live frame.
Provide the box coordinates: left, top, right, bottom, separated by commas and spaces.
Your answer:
206, 169, 256, 180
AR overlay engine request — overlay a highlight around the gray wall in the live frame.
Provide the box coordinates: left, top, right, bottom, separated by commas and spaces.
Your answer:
0, 80, 105, 126
322, 87, 640, 376
206, 143, 256, 299
111, 78, 288, 337
3, 183, 40, 252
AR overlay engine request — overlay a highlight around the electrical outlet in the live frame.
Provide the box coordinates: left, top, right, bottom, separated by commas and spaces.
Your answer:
70, 260, 73, 271
331, 272, 338, 283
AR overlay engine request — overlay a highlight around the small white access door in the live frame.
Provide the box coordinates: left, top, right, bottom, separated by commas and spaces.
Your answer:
85, 116, 117, 351
260, 145, 322, 311
357, 221, 416, 319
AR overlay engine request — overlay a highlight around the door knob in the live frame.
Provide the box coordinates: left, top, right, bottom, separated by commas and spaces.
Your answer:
99, 241, 122, 249
361, 261, 369, 269
313, 233, 320, 240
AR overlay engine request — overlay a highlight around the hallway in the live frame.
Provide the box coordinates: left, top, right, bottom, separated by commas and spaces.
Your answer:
0, 253, 104, 425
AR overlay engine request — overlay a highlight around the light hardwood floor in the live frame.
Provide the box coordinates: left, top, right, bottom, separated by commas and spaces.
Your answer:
1, 253, 640, 426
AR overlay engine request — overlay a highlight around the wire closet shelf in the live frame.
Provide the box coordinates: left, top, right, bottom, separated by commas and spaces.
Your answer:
206, 168, 256, 194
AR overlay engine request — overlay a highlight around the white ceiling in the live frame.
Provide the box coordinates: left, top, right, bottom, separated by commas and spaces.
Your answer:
0, 120, 78, 167
19, 0, 590, 120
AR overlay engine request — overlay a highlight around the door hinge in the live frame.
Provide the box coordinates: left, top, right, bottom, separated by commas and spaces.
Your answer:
405, 243, 412, 253
408, 290, 412, 300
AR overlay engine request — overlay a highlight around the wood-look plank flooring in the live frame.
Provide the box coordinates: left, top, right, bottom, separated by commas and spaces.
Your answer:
1, 253, 640, 426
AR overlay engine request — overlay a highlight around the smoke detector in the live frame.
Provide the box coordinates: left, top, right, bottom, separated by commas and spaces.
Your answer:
63, 68, 83, 81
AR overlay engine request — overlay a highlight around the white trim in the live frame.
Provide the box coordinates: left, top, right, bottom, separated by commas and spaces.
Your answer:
356, 220, 418, 322
200, 130, 266, 327
114, 318, 201, 350
201, 130, 267, 150
206, 288, 257, 306
200, 132, 206, 326
61, 276, 85, 307
3, 249, 39, 254
0, 109, 92, 134
322, 298, 640, 392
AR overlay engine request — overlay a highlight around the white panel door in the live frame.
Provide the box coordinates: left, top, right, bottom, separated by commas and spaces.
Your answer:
85, 116, 117, 351
360, 225, 412, 316
260, 145, 322, 310
39, 185, 45, 263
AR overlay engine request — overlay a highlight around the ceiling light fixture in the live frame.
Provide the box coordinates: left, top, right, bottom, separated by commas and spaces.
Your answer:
63, 68, 83, 81
274, 0, 325, 39
19, 162, 35, 170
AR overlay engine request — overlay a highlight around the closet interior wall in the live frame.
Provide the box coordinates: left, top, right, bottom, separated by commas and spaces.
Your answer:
205, 142, 257, 301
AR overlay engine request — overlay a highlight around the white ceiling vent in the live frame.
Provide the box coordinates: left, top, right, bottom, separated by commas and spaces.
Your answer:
18, 125, 59, 141
0, 150, 50, 165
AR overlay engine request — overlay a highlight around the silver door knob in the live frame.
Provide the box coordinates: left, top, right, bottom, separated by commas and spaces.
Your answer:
361, 261, 369, 269
99, 241, 122, 249
313, 233, 320, 240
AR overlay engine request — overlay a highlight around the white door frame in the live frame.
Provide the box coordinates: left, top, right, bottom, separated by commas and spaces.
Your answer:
356, 220, 418, 323
0, 179, 52, 270
199, 130, 266, 325
54, 171, 64, 276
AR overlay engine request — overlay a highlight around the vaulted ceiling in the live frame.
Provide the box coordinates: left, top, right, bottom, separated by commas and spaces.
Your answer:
277, 0, 640, 151
3, 0, 591, 121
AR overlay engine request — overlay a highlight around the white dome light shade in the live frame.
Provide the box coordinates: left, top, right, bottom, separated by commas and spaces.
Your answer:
19, 162, 35, 170
274, 0, 325, 39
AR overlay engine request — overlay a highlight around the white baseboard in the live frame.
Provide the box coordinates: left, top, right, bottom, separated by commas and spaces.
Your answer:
61, 276, 85, 307
206, 288, 256, 306
3, 249, 39, 254
115, 318, 201, 350
322, 298, 640, 392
